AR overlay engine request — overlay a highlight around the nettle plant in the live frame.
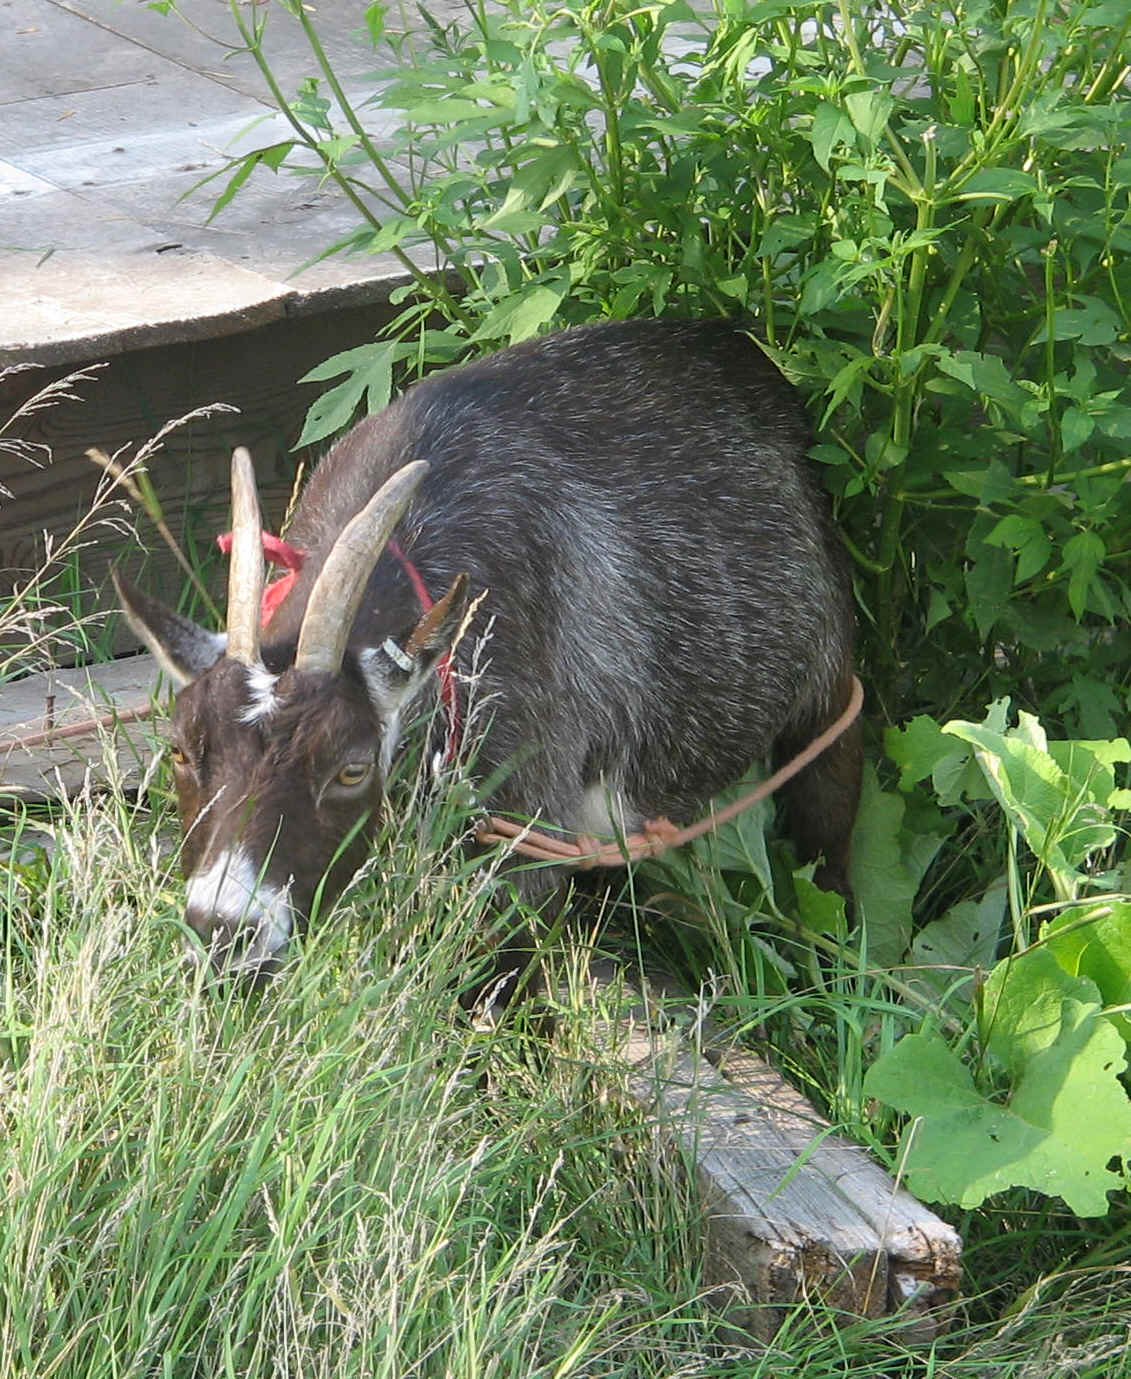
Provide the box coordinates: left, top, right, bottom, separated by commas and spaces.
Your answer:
207, 0, 1131, 736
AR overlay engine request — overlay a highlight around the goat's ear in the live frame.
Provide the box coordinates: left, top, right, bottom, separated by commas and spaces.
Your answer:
358, 573, 470, 716
112, 569, 227, 689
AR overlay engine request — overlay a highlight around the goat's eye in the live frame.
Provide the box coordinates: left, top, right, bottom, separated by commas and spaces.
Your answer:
169, 745, 188, 768
336, 762, 373, 788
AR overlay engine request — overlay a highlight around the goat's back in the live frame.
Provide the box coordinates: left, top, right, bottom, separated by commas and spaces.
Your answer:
276, 319, 854, 832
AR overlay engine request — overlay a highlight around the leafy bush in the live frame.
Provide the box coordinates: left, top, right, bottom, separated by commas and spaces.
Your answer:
214, 0, 1131, 736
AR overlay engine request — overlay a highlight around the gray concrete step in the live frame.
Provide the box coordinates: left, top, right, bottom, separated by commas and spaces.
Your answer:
0, 0, 467, 365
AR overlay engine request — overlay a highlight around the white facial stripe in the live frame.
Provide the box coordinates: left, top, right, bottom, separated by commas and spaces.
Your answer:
185, 847, 294, 968
239, 663, 281, 724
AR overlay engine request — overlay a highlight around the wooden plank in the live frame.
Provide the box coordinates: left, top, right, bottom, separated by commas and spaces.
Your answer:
0, 652, 162, 799
47, 0, 473, 101
0, 0, 163, 104
581, 962, 961, 1343
0, 296, 406, 661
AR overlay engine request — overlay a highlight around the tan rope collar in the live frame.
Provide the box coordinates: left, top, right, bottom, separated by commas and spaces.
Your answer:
473, 674, 864, 868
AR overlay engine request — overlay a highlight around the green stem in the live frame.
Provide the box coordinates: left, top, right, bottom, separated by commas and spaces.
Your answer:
1022, 456, 1131, 485
942, 0, 1050, 198
593, 40, 626, 208
1085, 15, 1131, 102
838, 527, 888, 576
295, 7, 411, 214
874, 154, 939, 655
1043, 239, 1061, 488
230, 0, 472, 327
922, 208, 992, 347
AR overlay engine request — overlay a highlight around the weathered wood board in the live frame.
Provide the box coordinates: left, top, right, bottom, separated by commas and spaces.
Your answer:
582, 962, 962, 1343
0, 652, 163, 800
0, 297, 409, 663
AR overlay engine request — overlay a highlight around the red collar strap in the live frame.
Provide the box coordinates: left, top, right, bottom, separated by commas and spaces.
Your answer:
217, 530, 462, 765
387, 539, 462, 767
216, 530, 304, 628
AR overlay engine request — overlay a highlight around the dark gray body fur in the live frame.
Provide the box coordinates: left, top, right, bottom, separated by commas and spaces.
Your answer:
263, 318, 857, 874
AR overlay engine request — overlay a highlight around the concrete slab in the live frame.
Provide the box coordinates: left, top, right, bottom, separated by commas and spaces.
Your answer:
0, 0, 470, 366
0, 0, 171, 104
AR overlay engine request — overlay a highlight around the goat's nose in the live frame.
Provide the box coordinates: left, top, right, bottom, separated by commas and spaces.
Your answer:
182, 853, 294, 976
184, 907, 253, 968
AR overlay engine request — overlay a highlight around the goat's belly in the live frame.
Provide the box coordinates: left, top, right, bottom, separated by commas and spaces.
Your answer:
573, 781, 644, 839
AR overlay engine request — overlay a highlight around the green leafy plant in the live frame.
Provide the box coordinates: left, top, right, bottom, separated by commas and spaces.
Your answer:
204, 0, 1131, 735
865, 702, 1130, 1215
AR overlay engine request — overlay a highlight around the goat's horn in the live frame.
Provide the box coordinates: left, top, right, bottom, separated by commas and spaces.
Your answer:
294, 460, 430, 676
226, 447, 265, 667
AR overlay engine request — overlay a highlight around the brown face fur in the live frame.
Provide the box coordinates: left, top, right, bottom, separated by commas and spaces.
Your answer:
169, 658, 387, 969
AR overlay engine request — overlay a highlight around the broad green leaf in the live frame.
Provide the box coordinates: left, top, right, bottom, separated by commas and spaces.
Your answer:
1060, 405, 1095, 453
1079, 0, 1131, 23
1055, 676, 1125, 740
1043, 901, 1131, 1045
950, 168, 1038, 203
294, 373, 368, 451
963, 544, 1013, 642
925, 586, 951, 632
714, 274, 748, 300
203, 143, 292, 224
884, 715, 958, 791
948, 65, 975, 126
1034, 303, 1121, 347
687, 787, 775, 892
984, 514, 1052, 585
363, 2, 386, 45
399, 98, 496, 123
924, 700, 1010, 805
908, 876, 1007, 1013
819, 352, 874, 425
810, 101, 855, 171
942, 715, 1119, 888
935, 350, 1030, 413
794, 871, 848, 938
468, 280, 568, 345
942, 459, 1018, 505
757, 214, 815, 257
864, 973, 1131, 1216
296, 342, 405, 448
849, 767, 946, 966
843, 88, 893, 145
1060, 531, 1105, 620
980, 945, 1093, 1067
299, 342, 396, 385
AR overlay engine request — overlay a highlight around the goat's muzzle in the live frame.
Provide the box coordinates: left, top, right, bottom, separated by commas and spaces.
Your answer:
182, 847, 295, 979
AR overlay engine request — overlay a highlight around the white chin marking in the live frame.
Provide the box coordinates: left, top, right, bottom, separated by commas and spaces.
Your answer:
185, 847, 294, 971
238, 664, 281, 724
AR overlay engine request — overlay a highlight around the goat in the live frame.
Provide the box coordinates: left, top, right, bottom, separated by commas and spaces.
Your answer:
115, 318, 862, 984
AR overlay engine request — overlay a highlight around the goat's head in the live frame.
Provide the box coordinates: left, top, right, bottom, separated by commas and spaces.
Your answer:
115, 450, 468, 978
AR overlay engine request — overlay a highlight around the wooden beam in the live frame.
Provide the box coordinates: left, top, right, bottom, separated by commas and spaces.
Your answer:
581, 962, 961, 1343
0, 653, 161, 800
